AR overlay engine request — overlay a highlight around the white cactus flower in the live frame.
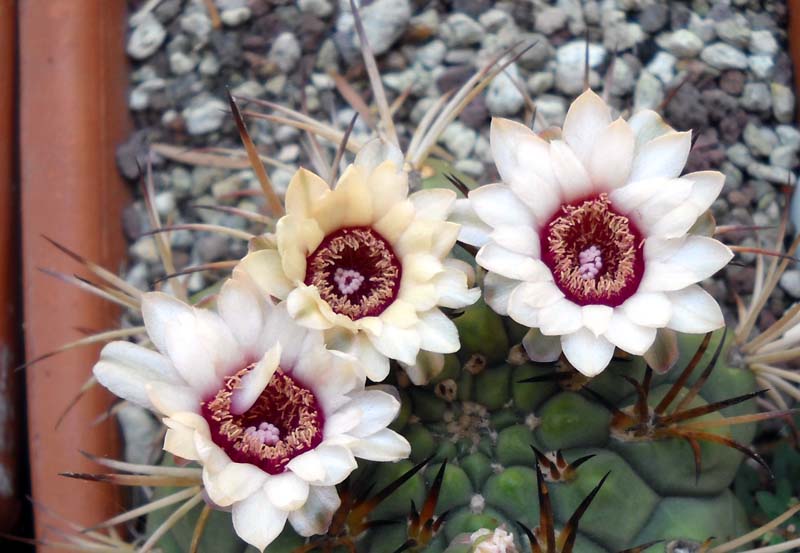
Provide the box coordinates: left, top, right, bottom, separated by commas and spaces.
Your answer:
93, 276, 410, 552
236, 142, 480, 384
469, 527, 518, 553
461, 89, 732, 377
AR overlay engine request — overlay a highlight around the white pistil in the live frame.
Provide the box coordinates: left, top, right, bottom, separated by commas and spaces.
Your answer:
244, 422, 281, 447
334, 267, 365, 295
578, 245, 603, 280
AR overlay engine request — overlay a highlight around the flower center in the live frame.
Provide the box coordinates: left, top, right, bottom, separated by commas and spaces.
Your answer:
541, 194, 644, 307
201, 367, 324, 475
304, 226, 402, 320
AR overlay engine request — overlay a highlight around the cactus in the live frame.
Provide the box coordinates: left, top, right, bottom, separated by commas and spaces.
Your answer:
35, 5, 799, 552
294, 302, 757, 553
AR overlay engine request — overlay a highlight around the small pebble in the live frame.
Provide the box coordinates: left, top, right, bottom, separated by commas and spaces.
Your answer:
126, 14, 166, 60
701, 43, 749, 70
269, 32, 301, 73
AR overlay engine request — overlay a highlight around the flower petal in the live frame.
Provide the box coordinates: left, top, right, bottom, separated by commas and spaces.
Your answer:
163, 309, 240, 393
379, 299, 419, 329
508, 282, 565, 328
416, 309, 460, 354
666, 285, 725, 333
218, 276, 270, 354
450, 198, 491, 247
93, 341, 181, 410
589, 118, 635, 190
609, 177, 695, 237
316, 164, 372, 232
232, 489, 288, 552
327, 330, 388, 382
490, 119, 559, 216
355, 137, 404, 175
402, 253, 444, 284
409, 188, 456, 221
400, 351, 445, 385
276, 215, 324, 282
288, 485, 341, 537
394, 220, 445, 258
324, 405, 362, 436
561, 328, 616, 377
537, 298, 583, 336
620, 292, 672, 327
489, 225, 540, 257
146, 382, 200, 416
373, 200, 415, 243
264, 472, 311, 512
582, 304, 614, 337
204, 460, 270, 507
401, 282, 438, 312
550, 140, 593, 201
314, 445, 358, 486
163, 417, 201, 461
508, 172, 563, 224
349, 429, 411, 462
629, 130, 692, 183
193, 432, 230, 473
231, 344, 281, 415
141, 292, 194, 354
286, 168, 330, 218
368, 323, 421, 365
476, 243, 552, 282
287, 450, 326, 484
562, 89, 613, 165
641, 236, 733, 292
469, 183, 535, 230
286, 286, 336, 330
346, 389, 401, 438
627, 109, 675, 151
483, 272, 519, 316
522, 328, 562, 362
433, 260, 480, 309
604, 311, 657, 355
369, 160, 410, 220
643, 328, 680, 374
684, 170, 725, 213
235, 249, 294, 300
646, 203, 703, 239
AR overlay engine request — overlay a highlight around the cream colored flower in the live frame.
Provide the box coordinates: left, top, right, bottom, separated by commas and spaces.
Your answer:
93, 276, 410, 551
236, 143, 480, 384
462, 90, 732, 377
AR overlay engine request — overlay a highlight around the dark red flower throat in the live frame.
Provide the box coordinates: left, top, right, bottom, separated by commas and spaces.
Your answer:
304, 226, 402, 320
202, 367, 324, 475
540, 194, 644, 307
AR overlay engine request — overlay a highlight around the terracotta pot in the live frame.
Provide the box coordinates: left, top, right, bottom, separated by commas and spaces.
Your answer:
19, 1, 130, 548
0, 0, 20, 534
790, 0, 800, 122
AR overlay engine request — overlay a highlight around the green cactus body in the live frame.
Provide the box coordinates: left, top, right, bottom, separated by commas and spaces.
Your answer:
357, 303, 754, 553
